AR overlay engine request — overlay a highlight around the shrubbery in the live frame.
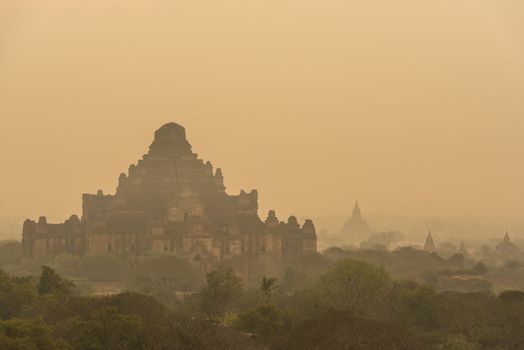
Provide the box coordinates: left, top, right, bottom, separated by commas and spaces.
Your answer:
2, 242, 524, 349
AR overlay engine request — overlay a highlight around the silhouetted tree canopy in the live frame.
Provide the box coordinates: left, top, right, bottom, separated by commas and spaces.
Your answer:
1, 243, 524, 349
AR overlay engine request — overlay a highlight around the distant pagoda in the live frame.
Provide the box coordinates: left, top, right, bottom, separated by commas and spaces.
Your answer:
423, 230, 436, 252
458, 241, 469, 258
341, 201, 373, 242
495, 231, 520, 260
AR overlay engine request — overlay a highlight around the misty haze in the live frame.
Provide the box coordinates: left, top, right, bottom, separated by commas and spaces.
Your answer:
1, 1, 524, 349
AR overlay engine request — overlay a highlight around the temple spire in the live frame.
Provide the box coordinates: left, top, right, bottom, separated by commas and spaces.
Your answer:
424, 230, 436, 252
342, 200, 372, 241
504, 231, 511, 242
352, 200, 362, 220
459, 241, 469, 257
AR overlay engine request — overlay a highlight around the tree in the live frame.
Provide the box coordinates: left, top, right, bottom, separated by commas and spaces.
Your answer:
436, 292, 495, 341
478, 291, 524, 350
273, 310, 420, 350
174, 316, 262, 350
392, 281, 438, 330
236, 304, 291, 344
259, 277, 279, 304
68, 306, 143, 350
313, 259, 392, 316
37, 266, 74, 298
0, 318, 69, 350
125, 253, 203, 305
0, 270, 37, 320
200, 265, 243, 319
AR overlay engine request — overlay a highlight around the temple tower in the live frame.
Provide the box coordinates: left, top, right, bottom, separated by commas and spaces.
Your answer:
424, 230, 436, 252
496, 231, 520, 260
341, 201, 373, 242
458, 241, 469, 258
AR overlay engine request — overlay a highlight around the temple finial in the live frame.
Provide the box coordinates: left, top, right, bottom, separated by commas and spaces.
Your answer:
352, 200, 362, 219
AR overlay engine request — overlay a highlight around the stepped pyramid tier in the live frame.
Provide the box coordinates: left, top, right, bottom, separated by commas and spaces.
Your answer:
22, 123, 317, 281
116, 123, 226, 198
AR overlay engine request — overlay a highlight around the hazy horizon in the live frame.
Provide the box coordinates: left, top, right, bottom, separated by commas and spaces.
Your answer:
1, 1, 524, 235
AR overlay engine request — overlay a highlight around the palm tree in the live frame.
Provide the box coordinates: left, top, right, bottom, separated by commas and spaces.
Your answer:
259, 276, 279, 304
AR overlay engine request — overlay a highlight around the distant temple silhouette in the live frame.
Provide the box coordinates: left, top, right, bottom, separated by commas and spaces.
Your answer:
21, 123, 317, 281
341, 201, 373, 242
458, 241, 469, 258
424, 230, 436, 252
496, 231, 520, 260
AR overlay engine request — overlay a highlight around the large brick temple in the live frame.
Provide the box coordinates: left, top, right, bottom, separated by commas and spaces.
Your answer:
22, 123, 317, 279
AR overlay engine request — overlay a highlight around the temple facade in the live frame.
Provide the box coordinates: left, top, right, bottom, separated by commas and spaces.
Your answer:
21, 123, 317, 280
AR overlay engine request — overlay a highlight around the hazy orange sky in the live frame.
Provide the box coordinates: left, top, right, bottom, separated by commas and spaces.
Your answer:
1, 0, 524, 228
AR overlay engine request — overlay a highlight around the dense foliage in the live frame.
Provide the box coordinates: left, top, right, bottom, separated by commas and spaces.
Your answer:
1, 245, 524, 349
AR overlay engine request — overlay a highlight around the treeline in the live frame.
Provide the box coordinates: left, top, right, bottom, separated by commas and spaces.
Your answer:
4, 240, 523, 295
0, 266, 258, 349
2, 258, 524, 349
323, 246, 524, 292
